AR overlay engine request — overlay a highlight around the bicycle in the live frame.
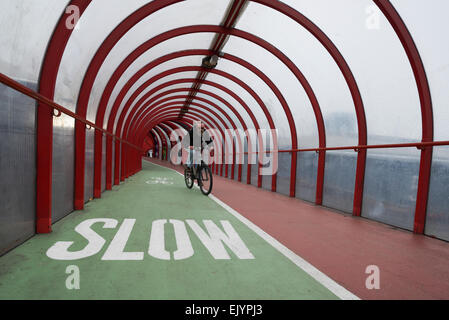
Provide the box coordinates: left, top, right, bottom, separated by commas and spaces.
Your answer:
184, 160, 213, 196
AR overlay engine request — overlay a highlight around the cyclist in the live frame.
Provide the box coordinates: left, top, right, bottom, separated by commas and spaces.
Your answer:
182, 121, 213, 178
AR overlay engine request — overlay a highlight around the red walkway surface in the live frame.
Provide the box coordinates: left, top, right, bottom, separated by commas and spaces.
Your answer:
147, 158, 449, 300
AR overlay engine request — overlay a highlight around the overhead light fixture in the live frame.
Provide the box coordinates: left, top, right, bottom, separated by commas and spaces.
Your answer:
201, 54, 219, 69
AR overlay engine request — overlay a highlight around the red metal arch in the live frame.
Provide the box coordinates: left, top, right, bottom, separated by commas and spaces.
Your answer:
107, 77, 257, 189
140, 110, 222, 145
151, 118, 197, 147
157, 121, 227, 177
104, 45, 325, 197
36, 0, 433, 235
36, 0, 91, 233
142, 117, 197, 173
75, 0, 184, 209
122, 65, 276, 187
117, 68, 271, 186
133, 106, 229, 177
163, 120, 190, 132
153, 126, 168, 161
146, 116, 214, 173
98, 44, 323, 197
118, 65, 278, 184
118, 83, 252, 180
257, 0, 432, 224
134, 103, 234, 155
133, 109, 220, 170
158, 122, 183, 144
130, 101, 240, 180
113, 77, 262, 187
96, 23, 337, 198
131, 86, 249, 132
131, 98, 241, 150
118, 76, 260, 144
373, 0, 433, 233
131, 94, 243, 140
150, 128, 163, 160
79, 20, 358, 213
143, 113, 219, 169
124, 88, 248, 182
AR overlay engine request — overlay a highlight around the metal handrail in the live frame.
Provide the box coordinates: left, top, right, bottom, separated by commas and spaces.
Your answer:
234, 140, 449, 155
0, 72, 143, 152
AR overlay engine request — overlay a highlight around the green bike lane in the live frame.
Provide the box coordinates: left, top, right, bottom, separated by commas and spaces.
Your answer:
0, 161, 347, 300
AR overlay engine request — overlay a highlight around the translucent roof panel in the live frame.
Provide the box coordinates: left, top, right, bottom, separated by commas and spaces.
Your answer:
213, 53, 292, 148
224, 35, 320, 149
88, 0, 231, 123
117, 70, 198, 135
54, 0, 149, 111
239, 0, 422, 150
196, 83, 254, 131
391, 0, 449, 141
0, 0, 69, 84
145, 92, 238, 131
102, 35, 214, 127
55, 0, 231, 116
206, 72, 270, 134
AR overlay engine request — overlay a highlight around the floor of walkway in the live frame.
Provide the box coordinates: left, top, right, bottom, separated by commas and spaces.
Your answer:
1, 160, 346, 300
151, 158, 449, 300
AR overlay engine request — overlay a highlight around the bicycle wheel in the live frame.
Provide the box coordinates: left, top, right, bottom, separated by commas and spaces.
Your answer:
198, 165, 213, 196
184, 167, 194, 189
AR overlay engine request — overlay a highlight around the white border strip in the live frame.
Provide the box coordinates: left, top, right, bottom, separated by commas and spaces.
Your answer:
144, 159, 360, 300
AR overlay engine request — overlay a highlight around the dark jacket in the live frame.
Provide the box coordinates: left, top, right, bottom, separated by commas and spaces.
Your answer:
182, 128, 213, 149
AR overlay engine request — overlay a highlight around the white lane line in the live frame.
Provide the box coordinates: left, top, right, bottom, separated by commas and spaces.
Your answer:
209, 195, 360, 300
143, 159, 360, 300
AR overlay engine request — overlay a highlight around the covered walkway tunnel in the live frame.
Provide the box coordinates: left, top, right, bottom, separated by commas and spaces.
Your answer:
1, 0, 449, 300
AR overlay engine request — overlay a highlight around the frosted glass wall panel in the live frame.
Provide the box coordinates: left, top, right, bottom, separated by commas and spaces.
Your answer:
296, 152, 319, 203
102, 135, 106, 192
52, 115, 75, 222
322, 151, 357, 213
0, 0, 68, 82
261, 168, 272, 191
242, 154, 248, 185
250, 159, 258, 187
238, 138, 249, 183
276, 152, 292, 196
0, 81, 37, 255
84, 128, 95, 202
157, 126, 171, 159
112, 138, 115, 185
426, 147, 449, 241
362, 149, 420, 231
152, 129, 162, 159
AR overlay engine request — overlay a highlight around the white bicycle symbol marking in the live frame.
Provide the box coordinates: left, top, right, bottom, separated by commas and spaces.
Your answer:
145, 177, 174, 185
